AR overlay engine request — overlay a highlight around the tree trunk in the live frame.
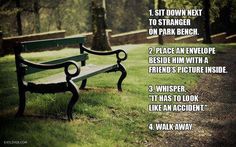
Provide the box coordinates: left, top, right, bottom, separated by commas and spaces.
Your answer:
34, 0, 40, 33
55, 8, 62, 30
91, 0, 111, 51
225, 0, 232, 34
16, 0, 22, 35
149, 0, 155, 10
0, 31, 3, 56
203, 0, 212, 44
157, 0, 163, 45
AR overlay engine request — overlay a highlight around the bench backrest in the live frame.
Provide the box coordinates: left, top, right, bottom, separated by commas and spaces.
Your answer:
20, 37, 85, 51
15, 37, 88, 75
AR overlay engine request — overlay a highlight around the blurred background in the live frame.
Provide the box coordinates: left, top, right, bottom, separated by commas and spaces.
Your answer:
1, 0, 236, 37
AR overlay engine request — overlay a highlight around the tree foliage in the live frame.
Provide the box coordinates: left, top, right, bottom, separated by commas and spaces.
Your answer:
106, 0, 149, 33
0, 0, 236, 37
0, 0, 89, 36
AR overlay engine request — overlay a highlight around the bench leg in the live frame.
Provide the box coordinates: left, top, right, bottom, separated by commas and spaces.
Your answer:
117, 64, 127, 92
67, 80, 79, 121
80, 79, 87, 89
15, 90, 26, 117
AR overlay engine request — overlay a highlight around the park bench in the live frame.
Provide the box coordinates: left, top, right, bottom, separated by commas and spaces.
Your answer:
13, 37, 127, 120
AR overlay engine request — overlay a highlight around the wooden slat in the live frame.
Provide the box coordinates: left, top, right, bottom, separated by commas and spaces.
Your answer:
32, 64, 118, 84
26, 53, 89, 75
21, 37, 85, 51
73, 64, 118, 82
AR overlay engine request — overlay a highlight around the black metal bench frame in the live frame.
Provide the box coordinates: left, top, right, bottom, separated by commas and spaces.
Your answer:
13, 37, 127, 120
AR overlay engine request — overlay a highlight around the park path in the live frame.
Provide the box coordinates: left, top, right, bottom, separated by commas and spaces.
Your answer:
149, 47, 236, 146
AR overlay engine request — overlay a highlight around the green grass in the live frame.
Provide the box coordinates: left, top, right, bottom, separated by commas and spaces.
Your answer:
0, 43, 235, 146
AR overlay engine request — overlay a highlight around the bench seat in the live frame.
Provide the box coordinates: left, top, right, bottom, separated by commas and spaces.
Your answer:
32, 64, 118, 84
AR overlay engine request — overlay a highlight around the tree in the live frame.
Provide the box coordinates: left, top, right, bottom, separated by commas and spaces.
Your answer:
106, 0, 149, 33
91, 0, 111, 51
211, 0, 234, 35
1, 0, 236, 38
120, 0, 148, 32
16, 0, 22, 35
149, 0, 155, 10
121, 1, 139, 32
0, 0, 24, 36
34, 0, 40, 33
52, 0, 89, 35
203, 0, 212, 44
22, 0, 64, 33
106, 0, 125, 33
157, 0, 164, 45
55, 7, 62, 30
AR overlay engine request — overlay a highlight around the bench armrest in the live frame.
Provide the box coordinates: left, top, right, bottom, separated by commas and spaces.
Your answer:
80, 45, 127, 63
21, 59, 80, 80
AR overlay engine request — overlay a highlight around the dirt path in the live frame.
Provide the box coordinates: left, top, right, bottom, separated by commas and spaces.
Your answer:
150, 48, 236, 147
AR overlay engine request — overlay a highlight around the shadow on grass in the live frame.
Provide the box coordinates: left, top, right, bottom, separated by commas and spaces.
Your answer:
0, 115, 78, 146
18, 87, 120, 120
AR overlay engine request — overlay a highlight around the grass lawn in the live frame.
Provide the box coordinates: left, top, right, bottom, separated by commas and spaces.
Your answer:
0, 43, 235, 146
